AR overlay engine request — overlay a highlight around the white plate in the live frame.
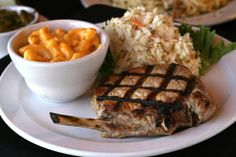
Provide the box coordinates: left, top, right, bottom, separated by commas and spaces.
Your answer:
81, 0, 236, 26
1, 48, 236, 156
0, 20, 235, 156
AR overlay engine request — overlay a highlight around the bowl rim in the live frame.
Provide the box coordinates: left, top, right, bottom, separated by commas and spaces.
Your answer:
7, 19, 110, 68
0, 5, 39, 36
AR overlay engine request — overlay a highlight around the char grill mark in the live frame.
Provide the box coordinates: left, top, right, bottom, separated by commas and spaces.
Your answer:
115, 66, 154, 110
97, 64, 197, 113
146, 63, 176, 100
102, 73, 126, 96
123, 66, 154, 98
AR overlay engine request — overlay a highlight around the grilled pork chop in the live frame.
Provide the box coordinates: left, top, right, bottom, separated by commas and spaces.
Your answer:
50, 63, 216, 138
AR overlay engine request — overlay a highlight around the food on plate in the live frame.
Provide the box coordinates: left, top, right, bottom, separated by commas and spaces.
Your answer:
18, 27, 100, 62
0, 9, 34, 32
104, 7, 201, 75
50, 63, 216, 138
165, 0, 232, 18
101, 7, 236, 76
49, 6, 235, 139
109, 0, 232, 18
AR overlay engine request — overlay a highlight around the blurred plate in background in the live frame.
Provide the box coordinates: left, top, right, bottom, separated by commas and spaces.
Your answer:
81, 0, 236, 26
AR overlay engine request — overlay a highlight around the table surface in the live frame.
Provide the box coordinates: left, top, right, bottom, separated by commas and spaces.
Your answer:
0, 3, 236, 157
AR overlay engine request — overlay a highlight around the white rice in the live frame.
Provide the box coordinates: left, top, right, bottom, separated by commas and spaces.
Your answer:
104, 7, 201, 76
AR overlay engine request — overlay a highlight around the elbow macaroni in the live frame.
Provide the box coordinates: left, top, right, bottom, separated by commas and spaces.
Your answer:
19, 27, 100, 62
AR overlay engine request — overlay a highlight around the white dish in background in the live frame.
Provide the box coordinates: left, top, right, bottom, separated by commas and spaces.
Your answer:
1, 47, 236, 156
81, 0, 236, 26
0, 5, 39, 59
0, 15, 47, 60
81, 0, 110, 8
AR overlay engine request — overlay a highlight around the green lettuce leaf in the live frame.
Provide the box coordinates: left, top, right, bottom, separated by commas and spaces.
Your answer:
179, 24, 236, 75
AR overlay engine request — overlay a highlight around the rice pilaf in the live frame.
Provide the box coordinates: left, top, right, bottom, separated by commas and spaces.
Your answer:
104, 7, 201, 76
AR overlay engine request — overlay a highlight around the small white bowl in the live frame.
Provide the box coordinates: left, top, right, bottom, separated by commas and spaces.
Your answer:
8, 20, 109, 102
0, 5, 38, 57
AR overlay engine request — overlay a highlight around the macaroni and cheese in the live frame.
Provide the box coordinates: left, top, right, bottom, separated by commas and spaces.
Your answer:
19, 27, 100, 62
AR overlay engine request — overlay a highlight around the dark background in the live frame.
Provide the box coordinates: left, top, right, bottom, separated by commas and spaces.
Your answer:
0, 1, 236, 157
